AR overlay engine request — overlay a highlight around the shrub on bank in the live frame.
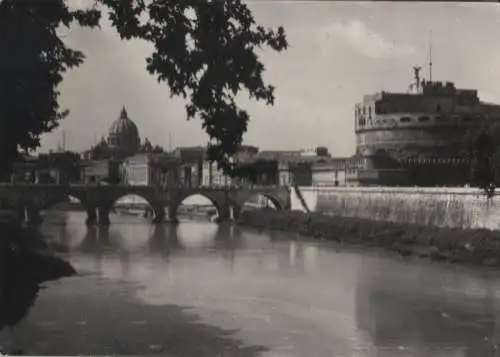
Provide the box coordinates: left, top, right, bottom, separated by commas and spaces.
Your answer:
0, 216, 77, 283
238, 209, 500, 268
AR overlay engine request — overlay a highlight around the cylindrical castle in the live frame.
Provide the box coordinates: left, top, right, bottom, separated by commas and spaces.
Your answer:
354, 69, 500, 186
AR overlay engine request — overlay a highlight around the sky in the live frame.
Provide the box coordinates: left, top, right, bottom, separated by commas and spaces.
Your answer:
40, 1, 500, 158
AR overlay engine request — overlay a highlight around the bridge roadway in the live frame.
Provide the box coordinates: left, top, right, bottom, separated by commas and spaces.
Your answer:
0, 183, 290, 226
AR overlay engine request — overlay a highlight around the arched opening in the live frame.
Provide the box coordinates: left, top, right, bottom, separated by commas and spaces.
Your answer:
176, 194, 220, 223
240, 193, 282, 214
110, 194, 162, 224
42, 194, 83, 211
39, 194, 87, 224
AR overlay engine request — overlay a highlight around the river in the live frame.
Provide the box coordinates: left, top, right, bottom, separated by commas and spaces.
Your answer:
2, 210, 500, 356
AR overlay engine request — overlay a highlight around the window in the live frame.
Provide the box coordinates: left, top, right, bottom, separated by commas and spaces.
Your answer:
418, 116, 430, 122
400, 117, 411, 123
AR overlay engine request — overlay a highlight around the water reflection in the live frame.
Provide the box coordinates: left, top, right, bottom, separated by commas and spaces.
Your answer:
79, 226, 110, 253
148, 224, 172, 257
215, 224, 244, 259
355, 256, 500, 356
177, 221, 218, 249
28, 211, 500, 356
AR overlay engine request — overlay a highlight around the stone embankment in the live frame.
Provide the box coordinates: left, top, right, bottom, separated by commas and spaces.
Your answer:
238, 209, 500, 268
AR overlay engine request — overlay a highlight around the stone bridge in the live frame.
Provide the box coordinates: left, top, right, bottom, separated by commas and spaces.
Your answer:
0, 184, 290, 225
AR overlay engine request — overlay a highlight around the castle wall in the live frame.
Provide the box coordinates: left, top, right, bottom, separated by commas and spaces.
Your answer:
291, 186, 500, 230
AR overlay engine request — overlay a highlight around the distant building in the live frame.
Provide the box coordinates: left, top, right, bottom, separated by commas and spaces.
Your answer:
258, 150, 302, 161
173, 146, 206, 187
83, 106, 142, 161
11, 152, 82, 184
275, 152, 328, 186
122, 153, 181, 186
198, 145, 261, 187
80, 158, 121, 184
235, 145, 259, 163
11, 155, 44, 183
354, 68, 500, 186
311, 158, 349, 186
202, 161, 232, 187
78, 106, 173, 185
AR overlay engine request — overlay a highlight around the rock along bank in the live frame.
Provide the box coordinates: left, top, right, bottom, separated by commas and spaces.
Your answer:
238, 208, 500, 268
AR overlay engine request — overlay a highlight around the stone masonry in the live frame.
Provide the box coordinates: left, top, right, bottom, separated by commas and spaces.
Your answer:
0, 184, 290, 226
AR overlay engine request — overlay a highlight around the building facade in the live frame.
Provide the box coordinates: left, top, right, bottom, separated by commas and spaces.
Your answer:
201, 161, 233, 187
106, 106, 141, 158
11, 152, 82, 184
311, 158, 349, 186
353, 68, 500, 186
173, 146, 206, 187
80, 159, 121, 184
122, 153, 181, 186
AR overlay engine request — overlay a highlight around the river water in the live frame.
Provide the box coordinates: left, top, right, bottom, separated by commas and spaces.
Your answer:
2, 210, 500, 356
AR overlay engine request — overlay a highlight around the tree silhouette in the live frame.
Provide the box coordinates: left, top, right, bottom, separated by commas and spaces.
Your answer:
0, 0, 288, 180
232, 159, 278, 185
88, 137, 112, 160
139, 137, 154, 153
152, 144, 164, 153
0, 1, 100, 180
38, 150, 82, 182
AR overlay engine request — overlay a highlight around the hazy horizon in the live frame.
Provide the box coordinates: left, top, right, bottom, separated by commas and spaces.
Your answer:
39, 1, 500, 157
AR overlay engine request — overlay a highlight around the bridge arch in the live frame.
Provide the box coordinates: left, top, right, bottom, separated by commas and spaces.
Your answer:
232, 190, 287, 221
108, 192, 165, 222
39, 192, 88, 211
237, 192, 286, 211
173, 192, 223, 220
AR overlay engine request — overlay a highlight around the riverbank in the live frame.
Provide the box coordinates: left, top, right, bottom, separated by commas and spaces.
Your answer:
0, 212, 78, 354
0, 216, 76, 279
238, 209, 500, 268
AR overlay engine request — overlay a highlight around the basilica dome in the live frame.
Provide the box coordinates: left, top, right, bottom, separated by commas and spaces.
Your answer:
107, 106, 141, 157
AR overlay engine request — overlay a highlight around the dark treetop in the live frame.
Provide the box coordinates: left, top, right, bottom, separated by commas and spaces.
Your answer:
0, 0, 288, 179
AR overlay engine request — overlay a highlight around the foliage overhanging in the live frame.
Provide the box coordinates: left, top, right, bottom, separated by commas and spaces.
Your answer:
0, 0, 288, 179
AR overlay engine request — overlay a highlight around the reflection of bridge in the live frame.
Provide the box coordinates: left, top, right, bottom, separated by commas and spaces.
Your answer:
0, 184, 290, 226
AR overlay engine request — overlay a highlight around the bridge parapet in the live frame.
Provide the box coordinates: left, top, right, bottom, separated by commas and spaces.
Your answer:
0, 183, 290, 225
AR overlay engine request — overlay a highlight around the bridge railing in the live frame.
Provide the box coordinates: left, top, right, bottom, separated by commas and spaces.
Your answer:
0, 182, 286, 191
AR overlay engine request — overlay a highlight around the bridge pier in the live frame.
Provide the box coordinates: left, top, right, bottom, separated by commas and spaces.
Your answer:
17, 206, 26, 223
151, 206, 166, 224
167, 205, 179, 224
216, 204, 232, 223
232, 206, 241, 222
26, 205, 43, 226
0, 184, 290, 227
97, 207, 110, 226
85, 207, 97, 226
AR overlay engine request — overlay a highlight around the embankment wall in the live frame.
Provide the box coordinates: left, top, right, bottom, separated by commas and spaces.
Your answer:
290, 186, 500, 230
